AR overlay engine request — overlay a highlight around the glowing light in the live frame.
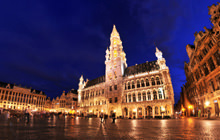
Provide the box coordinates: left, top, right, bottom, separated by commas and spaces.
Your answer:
161, 107, 165, 112
205, 101, 210, 106
90, 110, 92, 113
181, 108, 185, 112
101, 110, 103, 112
114, 110, 116, 112
133, 109, 136, 112
188, 105, 193, 109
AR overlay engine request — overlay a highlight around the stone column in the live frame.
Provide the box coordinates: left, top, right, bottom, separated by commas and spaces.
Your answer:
152, 106, 155, 118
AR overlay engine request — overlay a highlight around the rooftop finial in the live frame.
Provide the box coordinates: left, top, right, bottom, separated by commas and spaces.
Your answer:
111, 24, 119, 38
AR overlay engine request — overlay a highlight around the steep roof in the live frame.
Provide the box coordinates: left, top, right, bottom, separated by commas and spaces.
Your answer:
84, 75, 105, 88
124, 60, 160, 77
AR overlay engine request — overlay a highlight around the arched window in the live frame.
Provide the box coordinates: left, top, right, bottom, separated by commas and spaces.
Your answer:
156, 77, 160, 85
133, 93, 136, 102
141, 79, 145, 87
138, 92, 141, 101
128, 94, 131, 102
151, 77, 155, 86
147, 91, 151, 100
146, 79, 150, 86
137, 80, 140, 88
153, 90, 157, 100
125, 95, 127, 103
143, 92, 146, 101
155, 107, 158, 115
132, 81, 135, 89
158, 89, 163, 99
128, 82, 131, 89
125, 83, 127, 90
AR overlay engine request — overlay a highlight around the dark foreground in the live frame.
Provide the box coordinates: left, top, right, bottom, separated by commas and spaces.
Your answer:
0, 116, 220, 140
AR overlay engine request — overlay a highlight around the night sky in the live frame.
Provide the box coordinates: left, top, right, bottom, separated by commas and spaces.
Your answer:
0, 0, 219, 102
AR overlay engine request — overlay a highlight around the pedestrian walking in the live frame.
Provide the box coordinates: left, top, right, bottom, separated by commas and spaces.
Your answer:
100, 113, 103, 123
25, 106, 32, 123
112, 113, 116, 123
103, 114, 107, 124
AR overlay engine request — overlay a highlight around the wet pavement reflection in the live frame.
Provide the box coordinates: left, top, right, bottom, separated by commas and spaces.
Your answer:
1, 116, 220, 140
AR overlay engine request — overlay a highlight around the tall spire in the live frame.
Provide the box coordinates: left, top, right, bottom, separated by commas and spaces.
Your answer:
111, 25, 120, 39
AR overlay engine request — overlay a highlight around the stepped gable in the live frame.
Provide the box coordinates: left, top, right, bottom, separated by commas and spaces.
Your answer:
84, 75, 105, 88
124, 60, 160, 77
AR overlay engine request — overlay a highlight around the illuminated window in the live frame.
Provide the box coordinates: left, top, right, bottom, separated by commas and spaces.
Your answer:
114, 50, 117, 57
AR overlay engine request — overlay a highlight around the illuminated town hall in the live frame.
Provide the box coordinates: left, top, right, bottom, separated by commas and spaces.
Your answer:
77, 25, 175, 118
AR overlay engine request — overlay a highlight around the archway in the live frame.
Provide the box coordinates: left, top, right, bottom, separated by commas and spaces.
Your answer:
138, 107, 142, 118
123, 107, 128, 118
145, 106, 152, 118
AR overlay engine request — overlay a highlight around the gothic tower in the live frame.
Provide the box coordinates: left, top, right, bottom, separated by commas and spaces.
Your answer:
105, 25, 127, 82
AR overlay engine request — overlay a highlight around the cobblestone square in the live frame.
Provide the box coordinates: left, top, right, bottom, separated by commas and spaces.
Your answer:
1, 116, 220, 140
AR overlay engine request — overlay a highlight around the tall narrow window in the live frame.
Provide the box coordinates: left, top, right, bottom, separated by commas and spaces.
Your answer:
128, 94, 131, 102
133, 93, 136, 102
151, 78, 155, 86
110, 86, 112, 91
137, 80, 140, 88
125, 83, 127, 90
156, 77, 160, 85
128, 82, 131, 89
209, 80, 215, 92
146, 79, 150, 86
125, 95, 127, 103
114, 85, 117, 90
141, 79, 145, 87
147, 92, 151, 100
138, 93, 141, 101
208, 41, 213, 49
143, 92, 146, 101
203, 63, 209, 76
202, 48, 208, 55
158, 89, 163, 99
132, 81, 135, 89
153, 90, 157, 100
115, 97, 118, 103
208, 57, 215, 71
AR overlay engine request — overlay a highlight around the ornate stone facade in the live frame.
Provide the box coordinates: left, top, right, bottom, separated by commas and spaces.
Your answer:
77, 25, 174, 118
49, 89, 78, 113
181, 3, 220, 117
0, 82, 46, 111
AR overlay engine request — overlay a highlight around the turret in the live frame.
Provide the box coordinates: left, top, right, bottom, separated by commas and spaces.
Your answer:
105, 25, 127, 82
155, 47, 167, 70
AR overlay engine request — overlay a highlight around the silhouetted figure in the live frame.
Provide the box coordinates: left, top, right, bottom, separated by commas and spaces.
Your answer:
25, 106, 32, 123
100, 113, 103, 123
112, 113, 116, 123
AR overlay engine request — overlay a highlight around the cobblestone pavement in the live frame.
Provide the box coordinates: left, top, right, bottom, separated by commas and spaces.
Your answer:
1, 116, 220, 140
